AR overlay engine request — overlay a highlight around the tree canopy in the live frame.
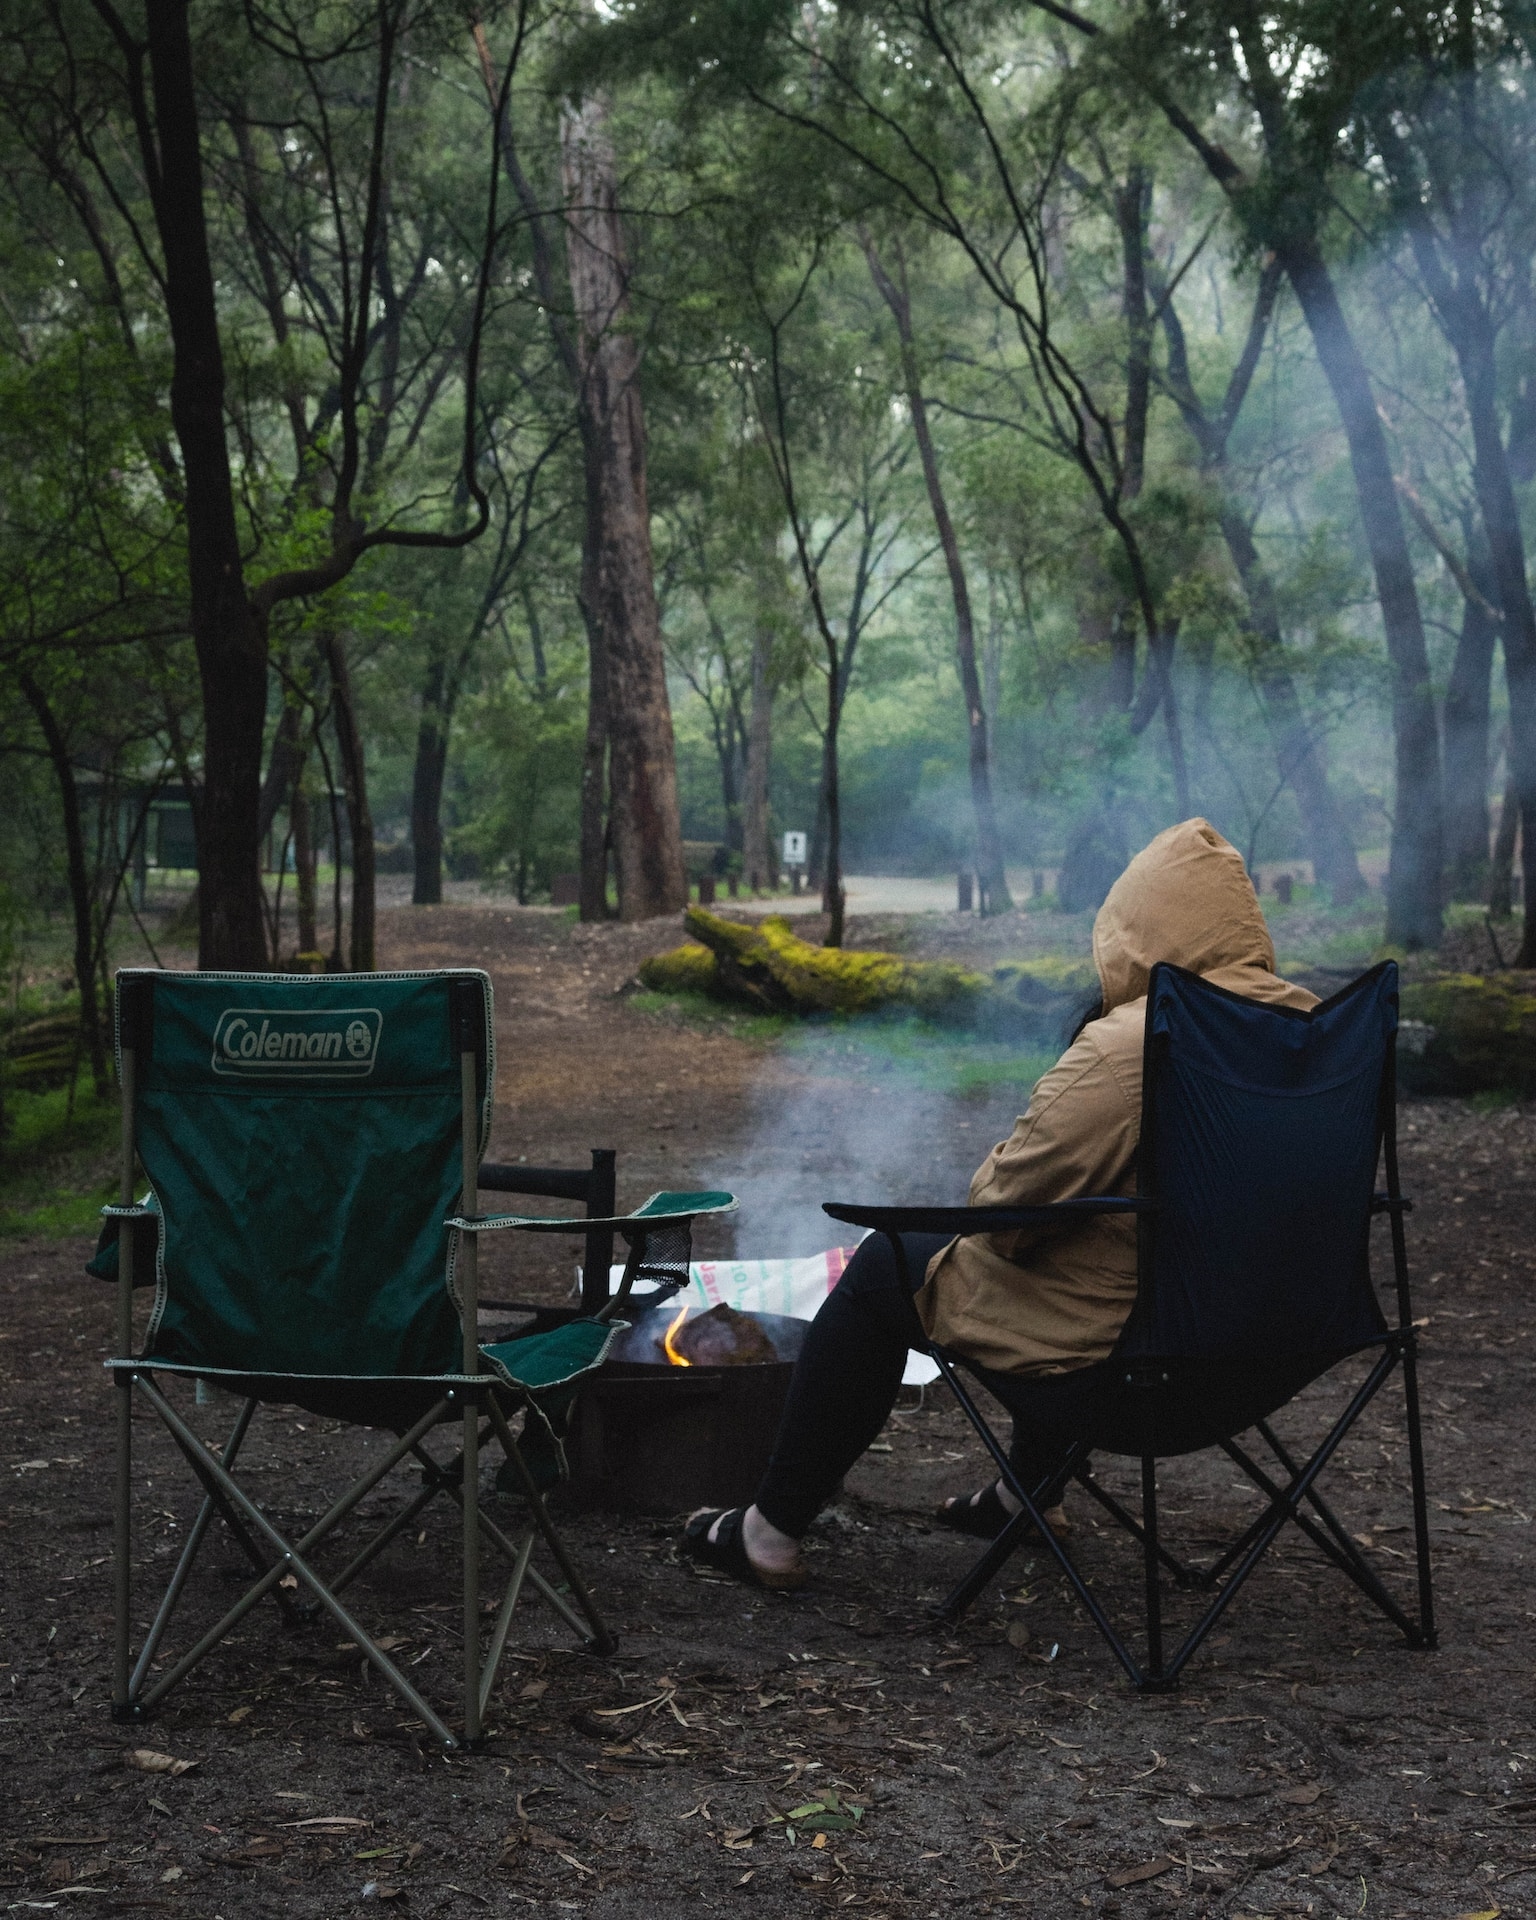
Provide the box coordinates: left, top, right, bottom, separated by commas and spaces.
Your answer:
3, 0, 1535, 1052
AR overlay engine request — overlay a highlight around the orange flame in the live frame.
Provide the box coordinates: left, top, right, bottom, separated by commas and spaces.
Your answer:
662, 1302, 692, 1367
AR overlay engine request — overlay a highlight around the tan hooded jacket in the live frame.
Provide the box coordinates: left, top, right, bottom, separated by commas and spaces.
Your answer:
914, 819, 1317, 1376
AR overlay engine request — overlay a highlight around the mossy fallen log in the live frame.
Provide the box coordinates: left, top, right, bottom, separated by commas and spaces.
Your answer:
639, 909, 1096, 1042
1398, 973, 1536, 1095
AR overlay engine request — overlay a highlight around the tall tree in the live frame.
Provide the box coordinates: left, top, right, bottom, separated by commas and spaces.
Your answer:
559, 94, 686, 920
863, 233, 1013, 912
4, 0, 513, 964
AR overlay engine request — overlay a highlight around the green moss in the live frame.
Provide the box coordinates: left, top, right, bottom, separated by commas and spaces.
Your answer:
682, 907, 989, 1023
1399, 972, 1536, 1095
638, 942, 720, 995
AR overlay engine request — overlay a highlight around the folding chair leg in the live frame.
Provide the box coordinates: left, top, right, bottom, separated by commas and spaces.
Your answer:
1222, 1435, 1423, 1643
1400, 1338, 1437, 1647
1075, 1468, 1200, 1585
112, 1373, 133, 1719
462, 1392, 482, 1746
328, 1476, 443, 1597
130, 1400, 258, 1700
1142, 1456, 1167, 1688
481, 1534, 536, 1720
930, 1355, 1145, 1684
130, 1379, 460, 1743
486, 1399, 615, 1655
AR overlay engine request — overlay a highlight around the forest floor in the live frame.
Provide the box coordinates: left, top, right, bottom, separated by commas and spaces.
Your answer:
3, 896, 1535, 1919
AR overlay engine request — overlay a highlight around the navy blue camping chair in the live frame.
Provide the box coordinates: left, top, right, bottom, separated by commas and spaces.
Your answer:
825, 960, 1435, 1690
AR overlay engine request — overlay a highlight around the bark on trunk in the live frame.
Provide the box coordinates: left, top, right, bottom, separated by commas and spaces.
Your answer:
1219, 508, 1367, 903
324, 632, 375, 972
257, 700, 303, 842
560, 96, 685, 923
411, 649, 449, 906
1489, 768, 1518, 919
1443, 551, 1497, 902
1275, 234, 1443, 948
292, 765, 318, 955
144, 0, 269, 969
743, 613, 774, 892
863, 238, 1013, 913
19, 673, 107, 1096
1455, 307, 1536, 960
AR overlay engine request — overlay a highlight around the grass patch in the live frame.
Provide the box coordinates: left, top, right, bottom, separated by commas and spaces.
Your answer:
1469, 1087, 1522, 1115
796, 1015, 1056, 1098
627, 987, 795, 1044
0, 1070, 119, 1237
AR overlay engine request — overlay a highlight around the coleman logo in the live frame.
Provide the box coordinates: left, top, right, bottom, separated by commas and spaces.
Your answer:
211, 1007, 383, 1078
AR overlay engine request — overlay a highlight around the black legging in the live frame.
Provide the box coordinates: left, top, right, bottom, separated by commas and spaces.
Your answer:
753, 1230, 1110, 1538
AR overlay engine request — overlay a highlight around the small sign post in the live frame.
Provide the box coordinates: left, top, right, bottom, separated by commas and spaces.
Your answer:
782, 830, 807, 895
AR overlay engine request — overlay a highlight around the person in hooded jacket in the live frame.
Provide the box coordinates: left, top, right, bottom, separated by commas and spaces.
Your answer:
682, 819, 1318, 1590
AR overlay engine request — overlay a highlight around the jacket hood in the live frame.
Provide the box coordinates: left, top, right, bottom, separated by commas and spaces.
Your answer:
1091, 818, 1276, 1013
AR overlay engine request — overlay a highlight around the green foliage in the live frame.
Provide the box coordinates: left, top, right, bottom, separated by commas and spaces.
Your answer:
0, 1070, 119, 1237
1398, 975, 1536, 1096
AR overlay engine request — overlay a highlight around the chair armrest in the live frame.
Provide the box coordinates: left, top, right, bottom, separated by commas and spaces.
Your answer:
821, 1197, 1151, 1235
1371, 1192, 1412, 1214
447, 1188, 737, 1234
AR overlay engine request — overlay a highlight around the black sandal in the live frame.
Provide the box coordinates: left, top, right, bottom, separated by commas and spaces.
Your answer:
935, 1484, 1013, 1539
936, 1487, 1070, 1541
680, 1508, 807, 1591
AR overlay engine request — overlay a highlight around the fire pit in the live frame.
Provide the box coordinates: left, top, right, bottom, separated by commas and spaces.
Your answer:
564, 1303, 808, 1514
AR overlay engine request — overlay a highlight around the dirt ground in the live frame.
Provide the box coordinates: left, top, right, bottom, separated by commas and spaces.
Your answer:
3, 900, 1535, 1919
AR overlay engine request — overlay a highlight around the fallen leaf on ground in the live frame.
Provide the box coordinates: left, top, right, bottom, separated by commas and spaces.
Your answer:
226, 1706, 252, 1724
1105, 1856, 1175, 1889
125, 1749, 196, 1777
1277, 1782, 1322, 1805
1006, 1622, 1032, 1650
519, 1680, 548, 1700
229, 1839, 284, 1861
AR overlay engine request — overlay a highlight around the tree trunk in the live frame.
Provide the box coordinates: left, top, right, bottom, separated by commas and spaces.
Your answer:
1489, 767, 1518, 919
411, 648, 449, 906
18, 673, 107, 1097
743, 612, 774, 891
1443, 546, 1496, 902
144, 0, 269, 969
1454, 305, 1536, 961
1274, 235, 1443, 948
1219, 507, 1366, 903
560, 96, 685, 923
324, 632, 375, 972
292, 764, 318, 955
863, 238, 1013, 913
822, 663, 846, 947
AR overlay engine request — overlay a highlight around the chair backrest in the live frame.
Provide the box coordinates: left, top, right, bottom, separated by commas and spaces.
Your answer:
1120, 961, 1395, 1362
117, 968, 492, 1379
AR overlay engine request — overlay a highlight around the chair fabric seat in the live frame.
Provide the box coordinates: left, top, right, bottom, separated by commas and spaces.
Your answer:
110, 1319, 617, 1427
966, 1344, 1385, 1460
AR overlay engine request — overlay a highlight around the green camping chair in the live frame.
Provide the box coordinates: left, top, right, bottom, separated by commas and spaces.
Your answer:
102, 967, 734, 1749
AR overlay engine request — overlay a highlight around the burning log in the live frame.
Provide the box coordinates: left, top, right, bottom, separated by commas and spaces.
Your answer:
638, 907, 1096, 1042
660, 1303, 780, 1368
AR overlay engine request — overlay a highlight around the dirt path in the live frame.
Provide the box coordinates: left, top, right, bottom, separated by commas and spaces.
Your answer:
2, 903, 1533, 1919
